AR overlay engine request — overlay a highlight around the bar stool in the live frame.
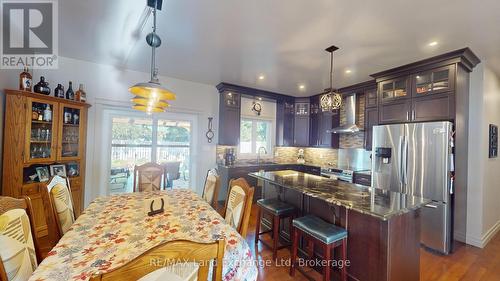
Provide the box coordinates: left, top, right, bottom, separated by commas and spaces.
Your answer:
290, 215, 347, 281
255, 198, 297, 260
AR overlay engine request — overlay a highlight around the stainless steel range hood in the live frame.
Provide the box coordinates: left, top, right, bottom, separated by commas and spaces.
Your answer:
327, 94, 363, 134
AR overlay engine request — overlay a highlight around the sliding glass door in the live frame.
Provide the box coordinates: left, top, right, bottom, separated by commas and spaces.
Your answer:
109, 115, 192, 193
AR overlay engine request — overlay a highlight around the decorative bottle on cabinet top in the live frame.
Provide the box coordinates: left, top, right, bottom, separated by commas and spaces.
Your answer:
19, 67, 32, 91
54, 84, 65, 98
76, 83, 87, 103
33, 76, 51, 95
66, 81, 75, 100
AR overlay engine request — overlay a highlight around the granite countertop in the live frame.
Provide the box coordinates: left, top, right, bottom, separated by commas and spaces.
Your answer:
249, 170, 430, 221
218, 161, 320, 169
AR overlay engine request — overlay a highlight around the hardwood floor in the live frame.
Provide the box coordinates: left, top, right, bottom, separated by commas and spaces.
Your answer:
243, 205, 500, 281
37, 204, 500, 280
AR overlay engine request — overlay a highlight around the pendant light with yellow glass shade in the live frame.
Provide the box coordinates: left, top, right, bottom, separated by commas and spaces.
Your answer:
129, 0, 175, 114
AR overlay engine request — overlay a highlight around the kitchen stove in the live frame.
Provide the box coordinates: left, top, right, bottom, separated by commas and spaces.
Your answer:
320, 165, 365, 183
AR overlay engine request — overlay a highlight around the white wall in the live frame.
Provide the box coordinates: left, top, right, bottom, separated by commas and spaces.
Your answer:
466, 63, 500, 248
481, 67, 500, 237
0, 57, 219, 205
240, 97, 276, 119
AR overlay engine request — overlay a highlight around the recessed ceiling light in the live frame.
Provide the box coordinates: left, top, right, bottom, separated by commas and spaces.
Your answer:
258, 75, 265, 80
299, 84, 305, 90
428, 41, 438, 47
345, 69, 352, 74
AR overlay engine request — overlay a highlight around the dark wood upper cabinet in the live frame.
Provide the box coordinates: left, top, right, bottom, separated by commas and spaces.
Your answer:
411, 93, 455, 122
319, 110, 340, 148
215, 48, 480, 150
379, 99, 412, 124
309, 95, 339, 148
218, 91, 241, 145
309, 95, 320, 147
372, 49, 479, 125
364, 107, 378, 151
379, 77, 410, 103
377, 66, 456, 124
365, 88, 378, 108
412, 65, 455, 97
294, 98, 310, 146
276, 98, 295, 147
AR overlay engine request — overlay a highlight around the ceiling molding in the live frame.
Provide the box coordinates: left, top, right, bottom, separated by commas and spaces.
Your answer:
371, 48, 481, 82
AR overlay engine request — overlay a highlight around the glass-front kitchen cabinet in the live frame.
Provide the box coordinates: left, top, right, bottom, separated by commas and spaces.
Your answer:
412, 65, 455, 97
379, 77, 410, 103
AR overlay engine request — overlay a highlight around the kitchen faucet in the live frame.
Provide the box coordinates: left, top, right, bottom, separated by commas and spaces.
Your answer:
257, 146, 268, 165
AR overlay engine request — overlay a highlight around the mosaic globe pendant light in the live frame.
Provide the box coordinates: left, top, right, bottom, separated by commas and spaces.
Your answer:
320, 45, 342, 112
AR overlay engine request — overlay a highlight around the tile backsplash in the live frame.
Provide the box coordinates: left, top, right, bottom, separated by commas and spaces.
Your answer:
274, 147, 338, 166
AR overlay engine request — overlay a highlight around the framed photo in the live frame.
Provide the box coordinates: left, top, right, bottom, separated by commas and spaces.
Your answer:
36, 167, 50, 182
50, 164, 67, 177
66, 163, 79, 177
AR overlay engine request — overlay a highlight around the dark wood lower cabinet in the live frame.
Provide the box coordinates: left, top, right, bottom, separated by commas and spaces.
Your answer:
379, 99, 412, 124
261, 182, 420, 281
412, 93, 455, 122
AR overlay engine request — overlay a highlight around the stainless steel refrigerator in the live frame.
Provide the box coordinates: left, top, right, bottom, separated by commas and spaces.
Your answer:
371, 121, 454, 254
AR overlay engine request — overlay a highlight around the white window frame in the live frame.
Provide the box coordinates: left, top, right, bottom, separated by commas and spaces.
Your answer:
238, 116, 274, 159
104, 109, 196, 194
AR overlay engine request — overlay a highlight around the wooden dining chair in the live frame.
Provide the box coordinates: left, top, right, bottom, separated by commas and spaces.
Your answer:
202, 169, 221, 209
0, 196, 42, 281
42, 176, 77, 241
134, 162, 165, 192
161, 161, 181, 189
223, 178, 255, 238
89, 239, 225, 281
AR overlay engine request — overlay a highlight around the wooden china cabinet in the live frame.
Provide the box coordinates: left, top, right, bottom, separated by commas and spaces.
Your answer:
2, 89, 90, 238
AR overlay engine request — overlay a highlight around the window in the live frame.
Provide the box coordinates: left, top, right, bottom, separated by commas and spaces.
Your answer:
239, 118, 272, 156
109, 116, 192, 193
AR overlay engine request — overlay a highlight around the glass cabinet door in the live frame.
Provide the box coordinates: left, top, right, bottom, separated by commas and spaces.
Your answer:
25, 98, 58, 163
413, 65, 455, 96
58, 104, 84, 160
380, 77, 409, 102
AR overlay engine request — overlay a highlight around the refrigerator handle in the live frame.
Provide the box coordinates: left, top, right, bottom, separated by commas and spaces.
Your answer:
398, 136, 404, 185
402, 137, 409, 185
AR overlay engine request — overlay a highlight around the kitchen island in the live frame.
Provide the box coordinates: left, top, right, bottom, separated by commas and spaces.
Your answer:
249, 170, 430, 281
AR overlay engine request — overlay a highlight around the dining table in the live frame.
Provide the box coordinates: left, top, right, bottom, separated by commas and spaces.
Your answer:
29, 189, 258, 281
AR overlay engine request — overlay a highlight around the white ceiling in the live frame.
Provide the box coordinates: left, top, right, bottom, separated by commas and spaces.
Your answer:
59, 0, 500, 97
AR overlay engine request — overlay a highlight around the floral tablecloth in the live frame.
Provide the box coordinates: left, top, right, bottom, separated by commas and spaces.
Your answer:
29, 190, 258, 281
